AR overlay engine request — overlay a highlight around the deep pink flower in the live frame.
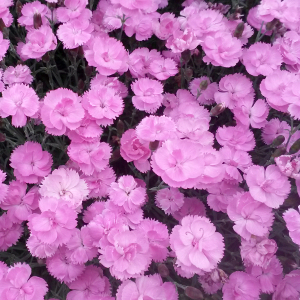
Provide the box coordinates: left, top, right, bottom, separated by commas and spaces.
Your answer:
245, 165, 291, 209
283, 206, 300, 246
40, 88, 84, 135
0, 170, 8, 204
155, 187, 184, 215
3, 65, 33, 85
222, 271, 260, 300
170, 215, 224, 275
0, 83, 39, 128
262, 118, 290, 145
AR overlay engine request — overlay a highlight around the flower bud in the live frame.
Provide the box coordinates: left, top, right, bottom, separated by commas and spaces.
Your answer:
184, 286, 203, 300
16, 0, 23, 17
117, 119, 124, 137
184, 68, 193, 82
199, 80, 208, 91
266, 18, 279, 31
34, 13, 42, 29
289, 138, 300, 154
85, 66, 94, 77
271, 147, 286, 158
110, 148, 121, 163
271, 135, 285, 147
157, 263, 169, 277
210, 103, 225, 117
42, 52, 50, 62
149, 140, 159, 151
0, 19, 5, 32
233, 22, 244, 39
181, 50, 191, 63
0, 133, 5, 142
78, 79, 85, 91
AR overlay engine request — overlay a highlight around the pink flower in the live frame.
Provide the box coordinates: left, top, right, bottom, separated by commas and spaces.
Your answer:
0, 170, 8, 204
26, 235, 58, 259
56, 0, 88, 23
275, 155, 300, 179
39, 168, 89, 210
198, 268, 227, 295
82, 201, 105, 224
82, 85, 124, 126
120, 129, 151, 173
242, 42, 282, 76
10, 142, 52, 184
84, 35, 128, 76
40, 88, 84, 135
99, 228, 151, 280
136, 116, 177, 142
68, 141, 111, 175
116, 274, 178, 300
283, 206, 300, 246
247, 7, 272, 36
109, 175, 146, 213
148, 57, 178, 80
66, 265, 111, 300
155, 187, 184, 215
189, 77, 218, 105
131, 78, 164, 113
222, 271, 260, 300
170, 215, 224, 274
227, 192, 274, 240
245, 165, 291, 209
17, 25, 57, 60
201, 31, 242, 67
0, 84, 39, 128
262, 118, 290, 145
216, 125, 256, 152
282, 79, 300, 120
226, 20, 254, 45
172, 197, 206, 221
153, 13, 180, 40
0, 263, 48, 300
0, 6, 12, 28
3, 65, 33, 85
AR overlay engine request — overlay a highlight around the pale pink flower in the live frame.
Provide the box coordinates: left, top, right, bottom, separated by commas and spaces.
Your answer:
0, 170, 8, 204
153, 13, 180, 40
245, 165, 291, 209
226, 20, 254, 45
283, 206, 300, 246
136, 115, 177, 142
282, 79, 300, 120
0, 69, 4, 92
275, 155, 300, 179
246, 256, 283, 294
222, 271, 260, 300
189, 77, 218, 105
131, 78, 164, 113
198, 268, 227, 295
39, 168, 89, 210
216, 125, 256, 152
82, 201, 105, 224
26, 235, 58, 259
100, 3, 124, 31
148, 57, 178, 80
111, 0, 160, 13
0, 6, 13, 28
10, 142, 52, 184
66, 265, 111, 300
0, 84, 39, 128
0, 263, 48, 300
262, 118, 290, 145
84, 35, 128, 76
256, 0, 282, 22
242, 43, 282, 76
56, 0, 88, 23
82, 85, 124, 126
116, 274, 178, 300
109, 175, 146, 213
227, 192, 274, 240
247, 7, 272, 36
40, 88, 84, 135
201, 31, 242, 67
155, 187, 184, 215
99, 228, 151, 280
68, 141, 111, 175
17, 25, 57, 60
3, 65, 33, 85
170, 215, 224, 274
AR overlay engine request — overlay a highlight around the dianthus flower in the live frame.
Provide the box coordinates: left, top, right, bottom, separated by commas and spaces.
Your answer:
155, 187, 184, 215
3, 65, 33, 85
227, 192, 274, 240
26, 234, 59, 259
109, 175, 146, 213
189, 77, 218, 105
82, 201, 105, 224
10, 142, 52, 184
247, 7, 272, 36
39, 168, 89, 210
56, 0, 88, 23
66, 265, 111, 300
170, 215, 224, 275
172, 197, 206, 221
216, 125, 255, 152
153, 13, 180, 40
131, 78, 164, 113
283, 206, 300, 246
0, 263, 48, 300
28, 197, 77, 247
148, 57, 178, 80
0, 1, 13, 28
275, 155, 300, 179
0, 170, 8, 204
68, 141, 111, 175
214, 73, 254, 109
272, 270, 300, 300
111, 0, 160, 13
116, 274, 178, 300
82, 85, 124, 126
225, 20, 254, 45
17, 25, 57, 60
0, 84, 39, 127
136, 115, 177, 142
139, 219, 169, 262
201, 31, 242, 67
198, 268, 227, 295
40, 88, 84, 135
120, 129, 151, 173
222, 271, 260, 300
242, 43, 282, 76
99, 228, 151, 280
282, 79, 300, 120
245, 165, 291, 209
262, 118, 290, 145
84, 35, 128, 76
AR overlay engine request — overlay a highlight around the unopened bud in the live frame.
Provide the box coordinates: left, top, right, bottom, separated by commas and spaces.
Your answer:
34, 13, 42, 29
78, 79, 84, 91
233, 22, 244, 38
289, 138, 300, 154
184, 68, 193, 82
266, 18, 279, 31
157, 263, 169, 277
0, 132, 5, 142
271, 147, 286, 158
271, 135, 285, 147
117, 119, 124, 137
149, 140, 160, 151
184, 286, 203, 300
47, 3, 56, 10
85, 66, 93, 77
193, 52, 202, 66
16, 0, 23, 17
210, 103, 225, 117
181, 49, 191, 63
0, 19, 5, 32
36, 80, 44, 94
199, 80, 208, 91
42, 52, 50, 62
109, 148, 121, 163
